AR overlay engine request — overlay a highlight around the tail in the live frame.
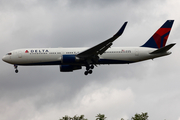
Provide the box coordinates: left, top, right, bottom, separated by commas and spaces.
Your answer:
141, 20, 174, 48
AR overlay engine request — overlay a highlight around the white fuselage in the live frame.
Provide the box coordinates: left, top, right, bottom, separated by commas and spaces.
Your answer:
2, 47, 171, 66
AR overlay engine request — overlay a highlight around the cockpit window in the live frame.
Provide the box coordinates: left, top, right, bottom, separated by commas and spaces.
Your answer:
6, 53, 12, 55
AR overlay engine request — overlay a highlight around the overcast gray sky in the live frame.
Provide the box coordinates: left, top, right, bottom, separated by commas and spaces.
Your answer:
1, 0, 180, 120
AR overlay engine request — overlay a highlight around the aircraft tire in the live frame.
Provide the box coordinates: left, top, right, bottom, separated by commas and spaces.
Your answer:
84, 71, 88, 75
89, 70, 92, 74
15, 69, 18, 73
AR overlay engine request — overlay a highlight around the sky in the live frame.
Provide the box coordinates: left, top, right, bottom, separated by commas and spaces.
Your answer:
1, 0, 180, 120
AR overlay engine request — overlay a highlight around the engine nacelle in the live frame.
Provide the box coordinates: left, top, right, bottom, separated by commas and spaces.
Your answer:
61, 55, 80, 64
60, 65, 82, 72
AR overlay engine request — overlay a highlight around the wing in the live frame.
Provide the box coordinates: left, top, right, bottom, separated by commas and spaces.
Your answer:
76, 22, 128, 60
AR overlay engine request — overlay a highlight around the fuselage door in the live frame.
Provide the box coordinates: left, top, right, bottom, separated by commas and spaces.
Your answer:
18, 51, 22, 58
135, 49, 139, 56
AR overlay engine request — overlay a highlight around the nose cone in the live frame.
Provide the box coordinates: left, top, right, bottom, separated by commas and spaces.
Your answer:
2, 56, 10, 63
2, 56, 6, 62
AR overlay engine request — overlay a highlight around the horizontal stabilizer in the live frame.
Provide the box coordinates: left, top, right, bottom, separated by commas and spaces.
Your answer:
150, 43, 176, 54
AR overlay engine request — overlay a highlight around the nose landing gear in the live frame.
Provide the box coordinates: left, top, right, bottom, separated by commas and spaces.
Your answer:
14, 65, 18, 73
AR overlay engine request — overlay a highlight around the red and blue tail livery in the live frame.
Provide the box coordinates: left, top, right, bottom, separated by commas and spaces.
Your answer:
141, 20, 174, 48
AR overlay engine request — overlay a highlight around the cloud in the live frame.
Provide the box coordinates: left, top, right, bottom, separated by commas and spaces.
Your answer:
76, 84, 134, 115
0, 81, 135, 120
1, 0, 180, 120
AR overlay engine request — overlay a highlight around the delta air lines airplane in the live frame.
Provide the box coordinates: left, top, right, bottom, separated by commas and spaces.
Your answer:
2, 20, 175, 75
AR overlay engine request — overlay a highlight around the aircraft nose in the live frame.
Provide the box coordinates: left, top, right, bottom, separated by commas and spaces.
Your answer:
2, 56, 9, 63
2, 56, 6, 61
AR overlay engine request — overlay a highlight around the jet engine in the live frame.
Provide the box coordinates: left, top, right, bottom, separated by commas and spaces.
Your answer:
60, 65, 82, 72
61, 55, 80, 64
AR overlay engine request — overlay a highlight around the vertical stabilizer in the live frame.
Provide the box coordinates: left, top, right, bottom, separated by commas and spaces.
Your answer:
141, 20, 174, 48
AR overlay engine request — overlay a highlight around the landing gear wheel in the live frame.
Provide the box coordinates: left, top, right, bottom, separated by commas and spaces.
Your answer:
15, 69, 18, 73
84, 71, 88, 75
88, 70, 92, 74
14, 65, 19, 73
84, 64, 95, 75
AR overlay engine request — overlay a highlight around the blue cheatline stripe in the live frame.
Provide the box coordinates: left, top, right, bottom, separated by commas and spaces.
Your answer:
62, 55, 76, 63
17, 59, 134, 66
98, 59, 133, 64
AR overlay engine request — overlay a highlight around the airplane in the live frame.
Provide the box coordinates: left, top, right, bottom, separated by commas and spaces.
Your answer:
2, 20, 175, 75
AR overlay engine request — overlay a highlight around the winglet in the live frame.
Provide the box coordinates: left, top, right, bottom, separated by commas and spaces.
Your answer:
113, 21, 128, 38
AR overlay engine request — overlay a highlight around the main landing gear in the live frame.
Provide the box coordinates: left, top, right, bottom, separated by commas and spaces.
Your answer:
84, 65, 94, 75
14, 64, 18, 73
